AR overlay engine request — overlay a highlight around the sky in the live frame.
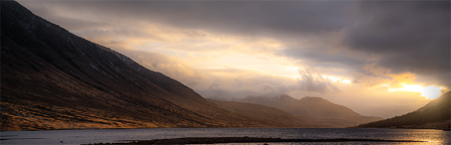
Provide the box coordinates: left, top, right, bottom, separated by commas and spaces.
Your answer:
18, 0, 450, 118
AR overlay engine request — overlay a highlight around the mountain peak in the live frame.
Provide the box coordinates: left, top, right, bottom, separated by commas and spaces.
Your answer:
279, 94, 297, 101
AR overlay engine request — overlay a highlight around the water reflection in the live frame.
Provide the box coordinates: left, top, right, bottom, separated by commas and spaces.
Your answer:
1, 128, 449, 145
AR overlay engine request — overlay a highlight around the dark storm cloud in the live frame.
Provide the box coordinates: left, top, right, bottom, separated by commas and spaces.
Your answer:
19, 1, 355, 37
344, 1, 450, 87
283, 48, 366, 70
18, 0, 450, 88
277, 1, 450, 87
16, 2, 109, 31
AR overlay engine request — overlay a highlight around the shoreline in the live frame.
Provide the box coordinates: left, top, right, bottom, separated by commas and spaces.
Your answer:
2, 126, 448, 132
82, 137, 428, 145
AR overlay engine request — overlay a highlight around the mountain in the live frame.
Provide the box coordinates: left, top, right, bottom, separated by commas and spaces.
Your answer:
357, 91, 450, 130
208, 99, 313, 127
237, 95, 383, 127
0, 1, 296, 130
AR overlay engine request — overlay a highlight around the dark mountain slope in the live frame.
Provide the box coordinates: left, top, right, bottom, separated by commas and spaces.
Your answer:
357, 92, 450, 129
239, 95, 383, 127
208, 99, 313, 127
1, 1, 297, 130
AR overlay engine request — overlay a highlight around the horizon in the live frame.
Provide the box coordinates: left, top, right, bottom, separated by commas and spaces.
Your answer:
17, 0, 450, 118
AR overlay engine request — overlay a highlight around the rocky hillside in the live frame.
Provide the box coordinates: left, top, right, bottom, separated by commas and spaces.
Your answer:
238, 95, 383, 127
357, 91, 450, 129
0, 1, 300, 130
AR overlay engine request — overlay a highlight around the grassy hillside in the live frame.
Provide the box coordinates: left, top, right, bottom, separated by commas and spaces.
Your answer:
357, 91, 450, 129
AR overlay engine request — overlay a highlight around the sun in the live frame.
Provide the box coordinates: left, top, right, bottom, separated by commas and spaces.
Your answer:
382, 83, 444, 99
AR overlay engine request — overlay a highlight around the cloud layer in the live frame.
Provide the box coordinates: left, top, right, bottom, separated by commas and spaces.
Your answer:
18, 0, 450, 118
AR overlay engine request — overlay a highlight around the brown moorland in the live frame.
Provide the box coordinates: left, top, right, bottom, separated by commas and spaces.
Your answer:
357, 91, 450, 130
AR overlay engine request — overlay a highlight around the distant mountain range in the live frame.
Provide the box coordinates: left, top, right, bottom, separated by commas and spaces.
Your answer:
0, 1, 301, 130
208, 99, 313, 127
228, 95, 383, 127
357, 91, 450, 130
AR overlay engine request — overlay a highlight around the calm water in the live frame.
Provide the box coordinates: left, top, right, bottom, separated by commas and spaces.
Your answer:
1, 128, 449, 145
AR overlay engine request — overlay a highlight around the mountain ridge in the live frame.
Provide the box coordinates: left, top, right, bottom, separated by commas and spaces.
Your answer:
208, 99, 313, 127
357, 91, 450, 129
235, 94, 383, 127
1, 1, 300, 130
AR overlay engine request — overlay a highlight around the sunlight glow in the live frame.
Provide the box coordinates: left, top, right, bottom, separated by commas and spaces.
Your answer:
382, 83, 444, 99
285, 66, 300, 79
324, 75, 352, 84
342, 80, 352, 84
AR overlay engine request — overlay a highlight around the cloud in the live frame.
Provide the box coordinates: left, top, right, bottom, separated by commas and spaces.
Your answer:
119, 48, 340, 97
196, 68, 301, 98
279, 1, 450, 88
18, 1, 356, 39
112, 48, 300, 98
20, 1, 449, 88
297, 68, 340, 93
17, 0, 448, 117
344, 1, 450, 87
112, 48, 209, 89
